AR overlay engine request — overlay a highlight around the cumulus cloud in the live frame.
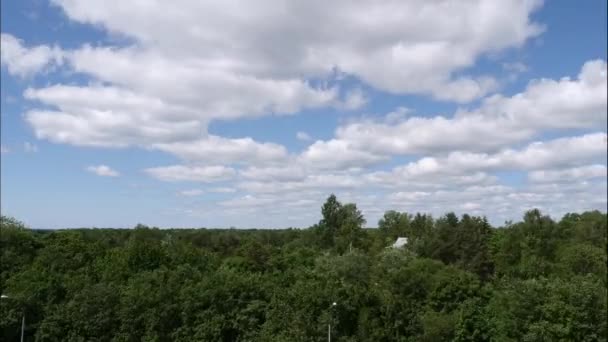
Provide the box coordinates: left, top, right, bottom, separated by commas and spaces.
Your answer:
208, 187, 236, 193
152, 135, 288, 166
223, 131, 604, 224
472, 59, 607, 129
528, 165, 607, 183
366, 133, 607, 185
325, 60, 607, 157
52, 0, 542, 100
0, 33, 63, 77
296, 131, 312, 141
13, 0, 545, 152
223, 131, 607, 225
24, 85, 205, 147
238, 173, 362, 194
4, 1, 607, 227
383, 180, 606, 222
86, 165, 120, 177
144, 165, 236, 183
298, 139, 388, 169
338, 88, 368, 110
240, 165, 309, 182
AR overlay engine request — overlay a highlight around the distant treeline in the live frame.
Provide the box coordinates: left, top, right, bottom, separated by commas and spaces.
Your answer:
1, 194, 606, 341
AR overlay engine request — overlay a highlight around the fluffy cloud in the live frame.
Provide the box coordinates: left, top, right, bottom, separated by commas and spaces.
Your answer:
152, 135, 288, 166
384, 180, 607, 222
144, 165, 236, 183
489, 133, 607, 169
298, 139, 388, 169
367, 133, 607, 185
16, 0, 545, 151
86, 165, 120, 177
4, 1, 607, 227
328, 60, 607, 157
296, 131, 312, 142
68, 46, 339, 118
240, 165, 309, 182
528, 165, 607, 183
208, 187, 236, 193
53, 0, 542, 102
0, 33, 63, 77
25, 84, 288, 165
224, 131, 607, 226
231, 132, 605, 216
238, 173, 361, 194
472, 59, 607, 129
25, 85, 205, 147
338, 88, 368, 110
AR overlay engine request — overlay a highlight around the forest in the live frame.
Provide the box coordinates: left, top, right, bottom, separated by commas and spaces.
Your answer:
0, 194, 606, 341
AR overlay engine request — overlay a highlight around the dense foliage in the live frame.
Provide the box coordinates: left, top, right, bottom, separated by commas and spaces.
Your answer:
1, 195, 606, 341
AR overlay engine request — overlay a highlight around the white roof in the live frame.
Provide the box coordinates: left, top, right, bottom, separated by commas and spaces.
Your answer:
392, 237, 408, 248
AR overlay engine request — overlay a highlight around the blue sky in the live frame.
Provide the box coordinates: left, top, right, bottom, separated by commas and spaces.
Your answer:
1, 0, 606, 228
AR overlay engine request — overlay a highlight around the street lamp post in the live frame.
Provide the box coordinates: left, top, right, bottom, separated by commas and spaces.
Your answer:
328, 302, 337, 342
21, 314, 25, 342
1, 294, 25, 342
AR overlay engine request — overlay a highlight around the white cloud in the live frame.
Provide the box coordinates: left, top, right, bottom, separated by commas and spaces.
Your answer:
461, 202, 482, 211
383, 180, 606, 225
231, 132, 605, 211
0, 145, 9, 154
528, 165, 607, 183
296, 131, 312, 141
25, 85, 287, 165
367, 168, 498, 191
181, 175, 607, 227
5, 1, 607, 227
315, 60, 607, 157
24, 55, 336, 147
0, 33, 63, 77
23, 142, 39, 153
298, 139, 388, 169
15, 0, 545, 151
240, 165, 309, 182
86, 164, 120, 177
450, 132, 607, 172
177, 189, 204, 197
335, 113, 531, 156
238, 172, 362, 194
225, 131, 607, 225
152, 135, 287, 166
51, 0, 543, 101
384, 106, 412, 124
208, 187, 236, 193
491, 132, 607, 169
220, 195, 279, 208
25, 85, 205, 147
338, 88, 368, 110
472, 59, 607, 130
144, 165, 235, 182
367, 133, 607, 184
389, 191, 432, 202
68, 46, 339, 118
